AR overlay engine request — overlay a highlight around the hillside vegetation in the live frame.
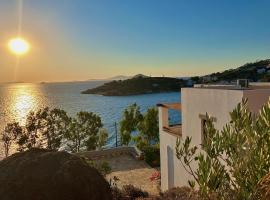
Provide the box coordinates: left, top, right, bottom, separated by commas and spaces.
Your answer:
81, 76, 186, 96
203, 59, 270, 82
82, 59, 270, 96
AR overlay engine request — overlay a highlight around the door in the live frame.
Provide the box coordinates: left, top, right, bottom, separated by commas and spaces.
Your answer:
167, 146, 174, 189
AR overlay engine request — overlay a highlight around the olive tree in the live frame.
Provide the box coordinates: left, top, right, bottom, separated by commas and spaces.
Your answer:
176, 99, 270, 199
97, 128, 109, 150
17, 107, 70, 151
119, 103, 142, 145
1, 122, 23, 157
64, 111, 105, 152
1, 108, 108, 155
120, 104, 159, 149
134, 107, 159, 149
41, 108, 71, 150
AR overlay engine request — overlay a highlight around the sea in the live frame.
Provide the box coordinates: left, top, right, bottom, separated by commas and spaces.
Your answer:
0, 81, 181, 156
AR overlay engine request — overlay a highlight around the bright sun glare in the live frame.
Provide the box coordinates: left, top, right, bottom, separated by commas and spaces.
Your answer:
8, 37, 30, 55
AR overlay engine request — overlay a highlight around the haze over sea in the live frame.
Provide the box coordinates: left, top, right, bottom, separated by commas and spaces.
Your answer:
0, 81, 180, 153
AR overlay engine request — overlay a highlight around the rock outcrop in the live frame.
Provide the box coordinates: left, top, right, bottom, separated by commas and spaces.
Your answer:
0, 148, 112, 200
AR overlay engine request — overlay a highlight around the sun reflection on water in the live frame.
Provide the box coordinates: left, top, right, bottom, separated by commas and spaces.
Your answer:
0, 83, 47, 158
8, 84, 43, 126
13, 90, 36, 124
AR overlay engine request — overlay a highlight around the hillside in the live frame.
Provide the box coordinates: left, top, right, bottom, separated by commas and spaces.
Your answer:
201, 59, 270, 83
81, 76, 186, 96
82, 59, 270, 96
87, 75, 131, 81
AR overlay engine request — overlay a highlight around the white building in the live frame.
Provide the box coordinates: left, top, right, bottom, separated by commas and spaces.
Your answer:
157, 82, 270, 191
257, 68, 266, 74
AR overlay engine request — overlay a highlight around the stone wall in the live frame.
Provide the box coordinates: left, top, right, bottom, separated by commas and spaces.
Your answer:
77, 146, 143, 160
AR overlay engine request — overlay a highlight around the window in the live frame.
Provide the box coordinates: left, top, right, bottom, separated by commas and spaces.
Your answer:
201, 118, 207, 146
199, 114, 217, 147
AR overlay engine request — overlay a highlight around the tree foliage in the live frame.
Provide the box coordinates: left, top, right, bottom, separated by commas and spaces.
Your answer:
97, 128, 109, 150
119, 103, 159, 148
176, 99, 270, 199
16, 108, 71, 151
135, 107, 159, 149
119, 103, 142, 145
82, 76, 187, 96
65, 111, 103, 152
2, 122, 23, 158
1, 108, 108, 156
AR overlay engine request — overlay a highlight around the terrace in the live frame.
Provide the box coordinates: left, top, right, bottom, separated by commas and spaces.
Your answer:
78, 147, 160, 195
157, 102, 182, 137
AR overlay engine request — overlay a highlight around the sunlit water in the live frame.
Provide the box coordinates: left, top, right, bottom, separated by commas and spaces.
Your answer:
0, 82, 181, 158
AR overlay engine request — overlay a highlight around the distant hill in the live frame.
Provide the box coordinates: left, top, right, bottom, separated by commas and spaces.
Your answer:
87, 75, 131, 81
107, 75, 131, 80
199, 59, 270, 83
82, 59, 270, 96
81, 75, 187, 96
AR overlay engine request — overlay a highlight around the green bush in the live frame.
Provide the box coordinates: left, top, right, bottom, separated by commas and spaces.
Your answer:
160, 187, 200, 200
176, 99, 270, 199
255, 171, 270, 199
111, 184, 149, 200
122, 184, 149, 199
143, 145, 160, 167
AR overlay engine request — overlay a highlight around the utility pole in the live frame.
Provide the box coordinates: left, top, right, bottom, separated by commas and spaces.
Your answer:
114, 122, 118, 147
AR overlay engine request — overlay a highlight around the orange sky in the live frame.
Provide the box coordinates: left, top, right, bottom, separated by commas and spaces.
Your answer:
1, 0, 269, 83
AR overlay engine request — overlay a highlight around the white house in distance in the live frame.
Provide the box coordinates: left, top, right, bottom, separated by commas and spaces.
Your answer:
157, 80, 270, 191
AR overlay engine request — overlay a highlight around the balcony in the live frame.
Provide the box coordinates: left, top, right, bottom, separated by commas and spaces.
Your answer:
157, 102, 182, 137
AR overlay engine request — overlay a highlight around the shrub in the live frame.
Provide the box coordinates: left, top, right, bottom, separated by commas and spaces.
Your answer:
143, 145, 160, 167
160, 187, 200, 200
255, 171, 270, 200
149, 171, 160, 182
111, 184, 149, 200
160, 187, 218, 200
111, 186, 124, 200
176, 99, 270, 199
122, 185, 149, 199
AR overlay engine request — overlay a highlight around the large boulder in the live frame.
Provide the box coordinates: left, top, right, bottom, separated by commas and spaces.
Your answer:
0, 148, 112, 200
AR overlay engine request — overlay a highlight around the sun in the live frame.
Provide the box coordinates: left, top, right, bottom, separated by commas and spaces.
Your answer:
8, 37, 30, 55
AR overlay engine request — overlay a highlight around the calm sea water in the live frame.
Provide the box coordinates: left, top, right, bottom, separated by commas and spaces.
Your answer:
0, 81, 181, 155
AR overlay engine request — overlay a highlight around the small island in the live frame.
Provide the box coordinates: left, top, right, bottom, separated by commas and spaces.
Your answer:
81, 75, 187, 96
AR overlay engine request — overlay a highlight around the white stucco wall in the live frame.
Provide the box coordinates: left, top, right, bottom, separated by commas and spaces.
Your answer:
243, 89, 270, 114
159, 129, 192, 191
159, 88, 270, 191
159, 87, 270, 191
159, 106, 191, 191
159, 90, 244, 191
181, 88, 244, 146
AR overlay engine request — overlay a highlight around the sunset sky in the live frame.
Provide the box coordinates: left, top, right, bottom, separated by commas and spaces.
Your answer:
0, 0, 270, 83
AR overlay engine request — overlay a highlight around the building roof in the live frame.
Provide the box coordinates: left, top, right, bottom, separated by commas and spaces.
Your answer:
193, 82, 270, 90
157, 102, 181, 110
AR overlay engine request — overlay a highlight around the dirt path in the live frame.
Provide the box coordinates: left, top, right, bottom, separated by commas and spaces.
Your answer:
102, 154, 160, 195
